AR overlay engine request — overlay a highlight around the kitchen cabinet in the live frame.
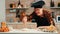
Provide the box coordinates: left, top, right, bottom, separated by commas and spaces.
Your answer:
55, 23, 60, 34
55, 23, 60, 31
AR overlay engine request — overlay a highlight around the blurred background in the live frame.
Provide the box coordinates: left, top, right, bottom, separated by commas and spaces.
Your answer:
0, 0, 60, 34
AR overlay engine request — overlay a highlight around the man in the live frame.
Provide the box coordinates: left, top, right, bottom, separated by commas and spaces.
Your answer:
29, 0, 55, 27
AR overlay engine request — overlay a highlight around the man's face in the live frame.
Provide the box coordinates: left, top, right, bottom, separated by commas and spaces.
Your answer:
34, 8, 43, 16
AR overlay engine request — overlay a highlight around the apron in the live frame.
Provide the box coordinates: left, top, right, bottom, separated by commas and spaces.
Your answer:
32, 15, 51, 27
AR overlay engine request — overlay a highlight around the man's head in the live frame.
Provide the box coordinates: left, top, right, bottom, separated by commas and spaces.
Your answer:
34, 8, 43, 16
31, 0, 45, 16
31, 0, 45, 8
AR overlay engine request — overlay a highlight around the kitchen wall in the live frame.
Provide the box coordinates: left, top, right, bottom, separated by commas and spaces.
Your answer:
0, 0, 60, 22
5, 0, 60, 33
5, 0, 60, 16
0, 0, 60, 33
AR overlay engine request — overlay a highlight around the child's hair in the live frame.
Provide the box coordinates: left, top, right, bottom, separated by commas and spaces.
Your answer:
20, 11, 27, 21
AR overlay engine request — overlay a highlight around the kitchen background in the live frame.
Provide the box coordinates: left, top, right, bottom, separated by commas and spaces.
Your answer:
5, 0, 60, 22
0, 0, 60, 34
5, 0, 60, 32
6, 0, 60, 14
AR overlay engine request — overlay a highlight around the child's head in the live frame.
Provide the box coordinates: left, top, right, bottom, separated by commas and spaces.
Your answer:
20, 11, 26, 17
20, 11, 27, 22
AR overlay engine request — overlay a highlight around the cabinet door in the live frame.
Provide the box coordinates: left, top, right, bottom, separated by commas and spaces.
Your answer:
57, 24, 60, 34
56, 23, 60, 33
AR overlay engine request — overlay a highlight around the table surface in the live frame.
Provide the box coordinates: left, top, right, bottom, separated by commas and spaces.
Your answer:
0, 29, 58, 34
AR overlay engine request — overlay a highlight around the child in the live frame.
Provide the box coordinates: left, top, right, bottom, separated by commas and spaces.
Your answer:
20, 11, 28, 28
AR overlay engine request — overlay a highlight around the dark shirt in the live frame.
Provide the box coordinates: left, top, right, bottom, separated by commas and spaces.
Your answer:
32, 15, 51, 27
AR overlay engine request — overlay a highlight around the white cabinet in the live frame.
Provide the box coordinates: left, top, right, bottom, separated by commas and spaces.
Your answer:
55, 23, 60, 33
